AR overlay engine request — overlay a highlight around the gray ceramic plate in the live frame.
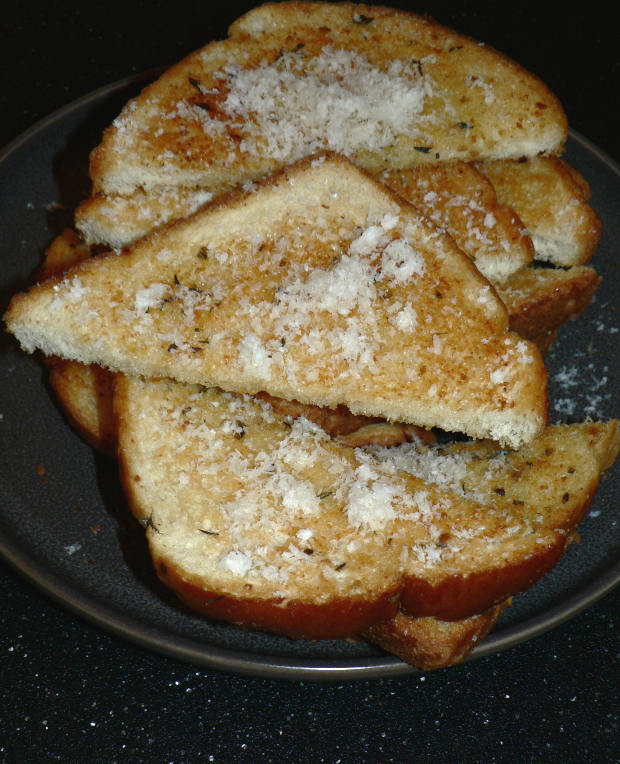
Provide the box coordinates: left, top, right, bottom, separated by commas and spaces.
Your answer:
1, 73, 619, 679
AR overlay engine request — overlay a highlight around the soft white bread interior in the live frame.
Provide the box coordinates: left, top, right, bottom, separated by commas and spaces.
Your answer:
5, 156, 548, 448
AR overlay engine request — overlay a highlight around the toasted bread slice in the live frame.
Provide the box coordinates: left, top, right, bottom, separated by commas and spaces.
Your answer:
478, 157, 602, 266
114, 374, 618, 635
33, 231, 507, 665
379, 163, 534, 284
6, 156, 547, 448
76, 155, 600, 277
363, 599, 511, 670
37, 227, 599, 455
36, 228, 93, 279
499, 264, 601, 354
39, 236, 499, 669
75, 187, 219, 251
46, 358, 116, 458
364, 418, 619, 619
88, 2, 566, 198
77, 161, 535, 282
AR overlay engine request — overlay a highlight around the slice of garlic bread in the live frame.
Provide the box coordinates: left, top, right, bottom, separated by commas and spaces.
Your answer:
478, 157, 602, 266
114, 375, 617, 635
380, 163, 534, 285
6, 156, 547, 448
88, 2, 567, 197
363, 599, 511, 670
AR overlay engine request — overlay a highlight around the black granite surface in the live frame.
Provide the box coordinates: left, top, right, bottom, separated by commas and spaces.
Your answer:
1, 1, 618, 761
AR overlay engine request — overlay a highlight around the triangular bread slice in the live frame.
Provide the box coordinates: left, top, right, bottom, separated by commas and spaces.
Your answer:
88, 1, 567, 197
497, 264, 601, 354
76, 161, 536, 286
38, 230, 598, 459
363, 599, 511, 670
478, 157, 602, 266
6, 156, 547, 448
76, 154, 600, 274
379, 163, 534, 284
113, 374, 618, 637
44, 243, 601, 455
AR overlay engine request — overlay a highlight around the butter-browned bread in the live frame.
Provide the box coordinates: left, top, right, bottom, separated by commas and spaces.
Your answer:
46, 358, 116, 458
498, 264, 601, 354
75, 160, 535, 266
88, 2, 566, 200
36, 224, 599, 457
5, 156, 548, 448
380, 163, 534, 285
363, 599, 511, 670
76, 156, 601, 279
114, 374, 618, 637
75, 159, 536, 282
478, 157, 602, 267
75, 187, 219, 251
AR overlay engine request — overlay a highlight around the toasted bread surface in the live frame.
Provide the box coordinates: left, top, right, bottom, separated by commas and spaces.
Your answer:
77, 155, 600, 277
363, 599, 511, 670
36, 228, 600, 456
77, 160, 535, 282
114, 374, 617, 633
6, 156, 547, 448
45, 358, 116, 457
478, 157, 602, 266
75, 187, 218, 250
88, 2, 566, 197
499, 264, 601, 344
380, 163, 534, 284
364, 419, 618, 618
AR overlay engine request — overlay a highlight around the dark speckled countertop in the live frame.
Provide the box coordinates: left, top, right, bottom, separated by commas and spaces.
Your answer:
1, 2, 618, 761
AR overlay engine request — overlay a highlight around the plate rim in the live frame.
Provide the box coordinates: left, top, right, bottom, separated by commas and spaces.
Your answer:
1, 73, 619, 681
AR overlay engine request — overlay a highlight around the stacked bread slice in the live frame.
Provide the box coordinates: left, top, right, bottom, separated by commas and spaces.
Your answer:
4, 2, 617, 670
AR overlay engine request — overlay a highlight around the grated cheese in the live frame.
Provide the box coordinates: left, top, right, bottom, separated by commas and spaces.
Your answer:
218, 46, 430, 163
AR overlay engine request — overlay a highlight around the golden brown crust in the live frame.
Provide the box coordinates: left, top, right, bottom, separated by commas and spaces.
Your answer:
45, 358, 116, 458
7, 155, 548, 448
114, 375, 618, 634
399, 538, 573, 620
363, 599, 511, 670
479, 157, 601, 266
152, 550, 401, 640
584, 419, 620, 471
37, 233, 601, 456
500, 265, 602, 343
381, 163, 534, 284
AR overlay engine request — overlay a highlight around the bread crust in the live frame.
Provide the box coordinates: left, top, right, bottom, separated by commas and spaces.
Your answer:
152, 553, 401, 640
34, 231, 601, 460
499, 265, 601, 342
479, 157, 602, 266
